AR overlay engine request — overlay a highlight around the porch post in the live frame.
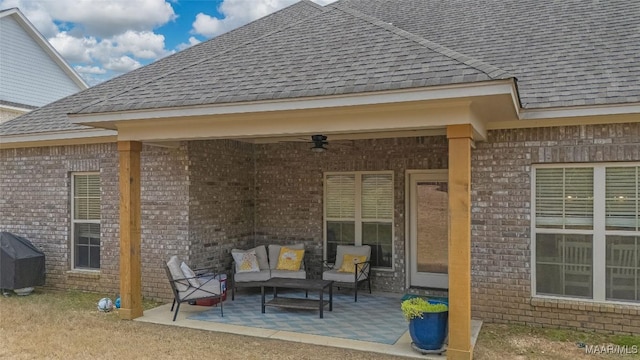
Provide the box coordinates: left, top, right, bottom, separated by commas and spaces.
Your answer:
446, 124, 473, 360
118, 141, 143, 320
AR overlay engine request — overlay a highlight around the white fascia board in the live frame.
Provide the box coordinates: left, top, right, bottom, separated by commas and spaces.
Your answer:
520, 102, 640, 120
7, 9, 88, 89
0, 129, 116, 145
0, 103, 31, 112
68, 80, 517, 124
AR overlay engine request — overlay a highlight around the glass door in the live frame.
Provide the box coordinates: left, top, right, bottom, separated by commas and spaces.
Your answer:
409, 171, 449, 288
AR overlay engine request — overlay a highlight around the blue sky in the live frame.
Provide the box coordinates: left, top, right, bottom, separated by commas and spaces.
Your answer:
1, 0, 335, 84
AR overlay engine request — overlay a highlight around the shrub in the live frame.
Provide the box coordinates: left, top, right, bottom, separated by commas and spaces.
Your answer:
401, 297, 448, 321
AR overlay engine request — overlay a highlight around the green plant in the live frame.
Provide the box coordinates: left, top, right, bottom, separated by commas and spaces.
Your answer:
401, 297, 448, 321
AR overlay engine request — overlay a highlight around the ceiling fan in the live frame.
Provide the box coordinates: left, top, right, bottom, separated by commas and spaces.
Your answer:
310, 134, 328, 152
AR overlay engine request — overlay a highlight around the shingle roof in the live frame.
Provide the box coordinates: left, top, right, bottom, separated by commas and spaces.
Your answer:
0, 0, 325, 136
338, 0, 640, 109
71, 4, 510, 115
2, 0, 638, 137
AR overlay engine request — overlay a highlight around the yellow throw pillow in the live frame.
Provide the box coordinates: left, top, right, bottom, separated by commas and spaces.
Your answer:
338, 254, 367, 273
276, 247, 305, 271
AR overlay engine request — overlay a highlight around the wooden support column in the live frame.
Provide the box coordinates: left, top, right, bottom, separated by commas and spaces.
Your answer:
447, 124, 473, 360
118, 141, 143, 320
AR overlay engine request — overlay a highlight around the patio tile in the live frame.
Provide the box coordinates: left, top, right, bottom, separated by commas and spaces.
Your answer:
136, 291, 482, 359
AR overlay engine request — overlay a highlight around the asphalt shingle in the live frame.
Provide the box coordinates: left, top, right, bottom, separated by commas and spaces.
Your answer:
0, 0, 325, 136
339, 0, 640, 109
2, 0, 638, 137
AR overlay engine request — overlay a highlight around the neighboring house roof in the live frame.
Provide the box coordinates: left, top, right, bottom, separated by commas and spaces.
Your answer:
339, 0, 640, 109
0, 8, 88, 110
0, 100, 37, 111
1, 0, 638, 138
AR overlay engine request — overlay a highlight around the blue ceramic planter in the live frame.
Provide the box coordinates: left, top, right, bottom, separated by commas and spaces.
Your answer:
408, 310, 448, 350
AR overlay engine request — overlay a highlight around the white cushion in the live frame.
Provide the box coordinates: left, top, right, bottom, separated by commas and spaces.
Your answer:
270, 269, 306, 279
166, 256, 188, 292
231, 249, 260, 273
334, 245, 371, 269
180, 262, 200, 288
323, 269, 368, 283
268, 243, 304, 270
234, 269, 271, 282
253, 245, 270, 270
181, 278, 221, 300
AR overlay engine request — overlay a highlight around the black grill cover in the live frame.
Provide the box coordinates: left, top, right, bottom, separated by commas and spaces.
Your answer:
0, 232, 46, 289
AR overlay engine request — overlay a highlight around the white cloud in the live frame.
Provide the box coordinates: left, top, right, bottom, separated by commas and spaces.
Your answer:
48, 32, 96, 63
2, 0, 177, 38
74, 65, 107, 75
104, 56, 141, 72
111, 31, 171, 59
191, 0, 337, 38
1, 0, 337, 84
176, 36, 201, 51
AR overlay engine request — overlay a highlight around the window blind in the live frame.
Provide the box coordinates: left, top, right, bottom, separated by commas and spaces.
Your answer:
606, 167, 639, 230
361, 174, 393, 219
536, 168, 593, 229
325, 174, 355, 218
74, 174, 101, 220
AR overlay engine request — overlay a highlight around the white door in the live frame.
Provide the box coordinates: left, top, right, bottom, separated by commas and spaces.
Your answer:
409, 171, 449, 288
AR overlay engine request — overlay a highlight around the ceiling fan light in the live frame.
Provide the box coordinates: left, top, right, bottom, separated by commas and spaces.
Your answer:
311, 144, 326, 152
311, 134, 328, 152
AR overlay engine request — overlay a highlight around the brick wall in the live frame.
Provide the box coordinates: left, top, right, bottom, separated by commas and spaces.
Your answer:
472, 123, 640, 334
0, 143, 190, 301
187, 140, 255, 275
254, 136, 448, 291
139, 144, 190, 300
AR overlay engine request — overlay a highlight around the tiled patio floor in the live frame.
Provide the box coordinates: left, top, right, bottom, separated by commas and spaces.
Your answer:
136, 290, 482, 359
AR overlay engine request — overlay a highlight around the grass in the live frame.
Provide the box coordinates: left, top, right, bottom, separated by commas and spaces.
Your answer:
1, 288, 639, 359
474, 323, 640, 360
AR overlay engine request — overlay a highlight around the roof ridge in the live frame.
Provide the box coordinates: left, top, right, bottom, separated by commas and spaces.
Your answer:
298, 0, 327, 11
71, 1, 328, 115
331, 3, 515, 80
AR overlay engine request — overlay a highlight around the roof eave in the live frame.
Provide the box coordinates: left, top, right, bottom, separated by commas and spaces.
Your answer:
68, 79, 519, 127
0, 128, 116, 149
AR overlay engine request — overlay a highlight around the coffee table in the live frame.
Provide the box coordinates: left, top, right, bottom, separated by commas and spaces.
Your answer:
260, 278, 333, 318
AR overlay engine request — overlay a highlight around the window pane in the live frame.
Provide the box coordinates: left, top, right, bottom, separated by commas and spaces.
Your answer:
361, 174, 393, 219
606, 236, 639, 302
362, 222, 392, 268
326, 221, 355, 261
75, 245, 88, 268
536, 233, 592, 298
606, 167, 639, 231
536, 168, 593, 229
325, 175, 355, 218
74, 174, 100, 220
415, 181, 448, 274
89, 245, 101, 269
74, 223, 100, 269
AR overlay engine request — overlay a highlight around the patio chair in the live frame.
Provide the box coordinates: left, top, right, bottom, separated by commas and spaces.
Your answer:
165, 255, 224, 321
322, 245, 371, 302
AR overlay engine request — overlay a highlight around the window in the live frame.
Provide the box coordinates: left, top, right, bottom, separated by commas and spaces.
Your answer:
533, 164, 640, 303
72, 173, 101, 270
324, 172, 393, 268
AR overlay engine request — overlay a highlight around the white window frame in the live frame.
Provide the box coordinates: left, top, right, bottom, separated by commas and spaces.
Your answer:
532, 162, 640, 304
323, 171, 394, 270
71, 172, 101, 271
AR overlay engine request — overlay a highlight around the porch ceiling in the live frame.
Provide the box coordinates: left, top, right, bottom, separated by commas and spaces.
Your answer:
67, 81, 520, 144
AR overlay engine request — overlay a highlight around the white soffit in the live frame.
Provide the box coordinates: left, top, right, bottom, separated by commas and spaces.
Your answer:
68, 80, 518, 125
